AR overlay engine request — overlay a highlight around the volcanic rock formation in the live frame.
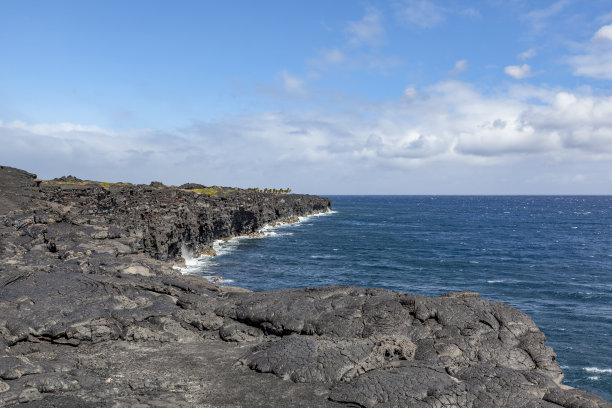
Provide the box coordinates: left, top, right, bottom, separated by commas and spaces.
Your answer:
0, 165, 609, 407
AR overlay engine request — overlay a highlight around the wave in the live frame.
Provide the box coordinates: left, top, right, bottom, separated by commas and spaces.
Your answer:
176, 208, 335, 275
583, 367, 612, 374
298, 209, 338, 222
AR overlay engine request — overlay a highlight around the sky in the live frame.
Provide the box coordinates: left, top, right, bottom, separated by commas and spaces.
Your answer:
1, 0, 612, 194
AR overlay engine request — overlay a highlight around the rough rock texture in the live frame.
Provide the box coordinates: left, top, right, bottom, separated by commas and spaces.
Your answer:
38, 174, 330, 262
0, 165, 610, 407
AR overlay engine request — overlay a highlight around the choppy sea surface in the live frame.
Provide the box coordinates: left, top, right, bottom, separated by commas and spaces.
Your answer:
184, 196, 612, 401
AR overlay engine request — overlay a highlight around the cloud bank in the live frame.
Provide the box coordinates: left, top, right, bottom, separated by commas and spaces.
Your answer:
2, 80, 611, 193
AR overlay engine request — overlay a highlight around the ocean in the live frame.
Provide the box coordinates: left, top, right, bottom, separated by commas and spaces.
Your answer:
183, 195, 612, 401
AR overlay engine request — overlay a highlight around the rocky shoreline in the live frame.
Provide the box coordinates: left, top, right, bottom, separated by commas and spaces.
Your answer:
0, 165, 610, 407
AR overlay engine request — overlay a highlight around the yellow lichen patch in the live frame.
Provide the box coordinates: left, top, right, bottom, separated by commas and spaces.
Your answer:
98, 182, 133, 189
41, 180, 133, 189
190, 188, 218, 196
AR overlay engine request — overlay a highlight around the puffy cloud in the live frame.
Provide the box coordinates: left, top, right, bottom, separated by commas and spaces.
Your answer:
524, 91, 612, 154
346, 10, 385, 46
593, 24, 612, 42
504, 64, 534, 79
450, 59, 467, 75
569, 24, 612, 80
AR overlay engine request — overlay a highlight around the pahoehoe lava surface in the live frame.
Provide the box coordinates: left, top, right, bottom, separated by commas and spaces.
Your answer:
0, 165, 609, 407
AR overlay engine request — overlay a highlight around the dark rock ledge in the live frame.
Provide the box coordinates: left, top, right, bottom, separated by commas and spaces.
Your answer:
0, 165, 609, 408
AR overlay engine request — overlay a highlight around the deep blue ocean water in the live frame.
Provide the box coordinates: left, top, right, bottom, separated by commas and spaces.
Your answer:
186, 196, 612, 401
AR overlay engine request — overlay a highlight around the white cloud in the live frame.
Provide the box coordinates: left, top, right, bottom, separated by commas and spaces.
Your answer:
522, 0, 571, 32
504, 64, 534, 79
319, 48, 345, 64
396, 0, 446, 28
3, 82, 612, 193
518, 48, 536, 60
308, 10, 398, 74
403, 85, 417, 99
571, 53, 612, 80
450, 59, 467, 75
280, 70, 306, 93
593, 24, 612, 42
4, 120, 109, 136
569, 24, 612, 80
346, 10, 385, 46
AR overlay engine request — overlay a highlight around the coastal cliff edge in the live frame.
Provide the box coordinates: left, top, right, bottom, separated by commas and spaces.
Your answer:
0, 165, 609, 407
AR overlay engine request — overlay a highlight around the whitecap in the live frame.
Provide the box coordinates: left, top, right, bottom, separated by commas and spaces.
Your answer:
297, 208, 337, 222
588, 376, 600, 381
487, 280, 504, 284
583, 367, 612, 374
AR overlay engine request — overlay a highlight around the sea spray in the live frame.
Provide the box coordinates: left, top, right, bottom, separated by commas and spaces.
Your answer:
176, 208, 336, 279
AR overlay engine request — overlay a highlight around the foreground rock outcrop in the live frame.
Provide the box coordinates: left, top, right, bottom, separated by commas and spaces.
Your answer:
0, 165, 609, 407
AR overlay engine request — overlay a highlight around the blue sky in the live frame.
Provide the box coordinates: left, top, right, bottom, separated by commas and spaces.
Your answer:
1, 0, 612, 194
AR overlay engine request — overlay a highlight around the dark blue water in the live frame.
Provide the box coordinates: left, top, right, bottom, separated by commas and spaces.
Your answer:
189, 196, 612, 401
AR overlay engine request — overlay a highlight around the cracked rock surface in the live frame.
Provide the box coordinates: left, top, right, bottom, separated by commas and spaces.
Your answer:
0, 166, 610, 407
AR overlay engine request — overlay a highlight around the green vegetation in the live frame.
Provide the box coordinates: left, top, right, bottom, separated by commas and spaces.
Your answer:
42, 180, 133, 189
191, 188, 218, 196
98, 182, 133, 189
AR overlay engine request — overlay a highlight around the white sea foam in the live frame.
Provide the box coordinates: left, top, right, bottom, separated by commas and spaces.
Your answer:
487, 280, 504, 284
310, 254, 340, 260
298, 209, 338, 222
584, 367, 612, 374
175, 208, 336, 275
588, 376, 600, 381
176, 243, 217, 274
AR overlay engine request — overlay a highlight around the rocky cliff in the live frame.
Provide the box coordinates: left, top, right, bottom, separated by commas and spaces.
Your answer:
0, 165, 610, 407
38, 173, 331, 262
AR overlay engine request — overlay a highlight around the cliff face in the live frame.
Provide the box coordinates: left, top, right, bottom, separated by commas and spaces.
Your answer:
39, 175, 331, 261
0, 166, 610, 408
